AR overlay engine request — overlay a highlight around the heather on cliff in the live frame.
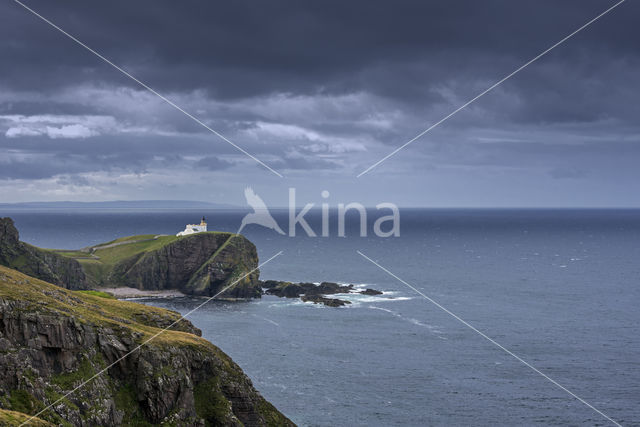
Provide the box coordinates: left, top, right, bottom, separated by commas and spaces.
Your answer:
0, 265, 293, 426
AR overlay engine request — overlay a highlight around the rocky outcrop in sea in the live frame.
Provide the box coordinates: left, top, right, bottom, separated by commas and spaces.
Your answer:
261, 280, 383, 307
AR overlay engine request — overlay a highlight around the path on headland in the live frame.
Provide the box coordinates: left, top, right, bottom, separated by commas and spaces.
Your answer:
89, 234, 167, 252
59, 235, 169, 260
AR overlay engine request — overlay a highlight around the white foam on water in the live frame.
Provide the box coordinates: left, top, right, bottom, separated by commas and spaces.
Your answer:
334, 293, 412, 304
340, 282, 380, 289
369, 306, 444, 334
251, 313, 280, 327
370, 306, 395, 314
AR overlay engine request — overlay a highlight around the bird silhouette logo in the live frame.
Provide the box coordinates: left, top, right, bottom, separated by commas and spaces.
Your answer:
237, 187, 286, 235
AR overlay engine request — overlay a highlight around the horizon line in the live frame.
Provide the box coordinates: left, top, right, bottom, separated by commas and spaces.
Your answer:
1, 201, 640, 210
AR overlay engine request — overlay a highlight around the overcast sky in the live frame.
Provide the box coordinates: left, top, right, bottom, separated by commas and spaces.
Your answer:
1, 0, 638, 207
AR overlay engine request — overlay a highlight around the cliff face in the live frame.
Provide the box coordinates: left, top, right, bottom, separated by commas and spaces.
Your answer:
0, 217, 261, 299
108, 233, 261, 299
0, 218, 87, 290
0, 265, 293, 426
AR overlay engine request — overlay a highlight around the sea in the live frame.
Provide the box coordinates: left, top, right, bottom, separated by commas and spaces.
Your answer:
3, 208, 639, 426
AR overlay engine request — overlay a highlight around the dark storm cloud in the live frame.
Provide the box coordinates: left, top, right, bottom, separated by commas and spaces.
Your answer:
2, 0, 638, 129
0, 0, 639, 205
3, 0, 637, 145
2, 0, 638, 98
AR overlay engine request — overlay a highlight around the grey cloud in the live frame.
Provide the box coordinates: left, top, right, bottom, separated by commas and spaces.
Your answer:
274, 154, 341, 171
195, 156, 235, 171
0, 114, 116, 139
549, 168, 589, 180
0, 0, 639, 206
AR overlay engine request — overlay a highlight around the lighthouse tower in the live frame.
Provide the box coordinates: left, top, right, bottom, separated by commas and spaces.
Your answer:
177, 216, 208, 236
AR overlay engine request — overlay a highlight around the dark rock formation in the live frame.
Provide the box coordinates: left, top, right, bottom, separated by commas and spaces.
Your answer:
108, 233, 261, 299
360, 288, 383, 296
0, 265, 294, 426
262, 281, 354, 298
0, 217, 87, 290
262, 280, 381, 307
300, 295, 351, 307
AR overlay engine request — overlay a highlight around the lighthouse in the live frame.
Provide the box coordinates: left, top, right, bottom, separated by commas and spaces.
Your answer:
177, 216, 208, 236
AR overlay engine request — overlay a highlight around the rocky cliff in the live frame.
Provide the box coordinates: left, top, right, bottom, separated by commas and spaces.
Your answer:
0, 265, 294, 426
0, 218, 87, 290
106, 233, 261, 299
0, 218, 261, 299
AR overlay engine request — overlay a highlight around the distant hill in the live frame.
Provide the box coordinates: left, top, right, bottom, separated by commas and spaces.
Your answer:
0, 200, 240, 210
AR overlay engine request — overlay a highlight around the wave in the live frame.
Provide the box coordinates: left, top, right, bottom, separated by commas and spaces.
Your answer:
369, 306, 444, 335
332, 292, 411, 303
263, 287, 410, 308
251, 313, 280, 326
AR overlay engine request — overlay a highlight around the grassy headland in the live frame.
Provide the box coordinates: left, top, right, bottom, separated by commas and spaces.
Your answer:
0, 265, 293, 425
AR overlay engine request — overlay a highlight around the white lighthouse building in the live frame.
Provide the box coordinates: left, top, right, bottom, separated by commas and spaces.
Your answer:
177, 216, 208, 236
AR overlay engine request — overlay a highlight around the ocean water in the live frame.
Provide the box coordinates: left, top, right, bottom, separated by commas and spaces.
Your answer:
4, 209, 640, 426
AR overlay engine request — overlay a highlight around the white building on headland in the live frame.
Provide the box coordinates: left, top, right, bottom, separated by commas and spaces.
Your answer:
177, 216, 208, 236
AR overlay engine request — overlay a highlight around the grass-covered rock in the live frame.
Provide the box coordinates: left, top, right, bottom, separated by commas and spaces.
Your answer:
0, 217, 262, 299
0, 265, 294, 426
0, 217, 87, 290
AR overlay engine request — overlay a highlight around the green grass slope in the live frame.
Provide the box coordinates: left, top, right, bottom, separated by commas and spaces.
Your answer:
0, 264, 201, 343
53, 232, 233, 288
2, 216, 259, 297
0, 409, 52, 426
0, 265, 293, 426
